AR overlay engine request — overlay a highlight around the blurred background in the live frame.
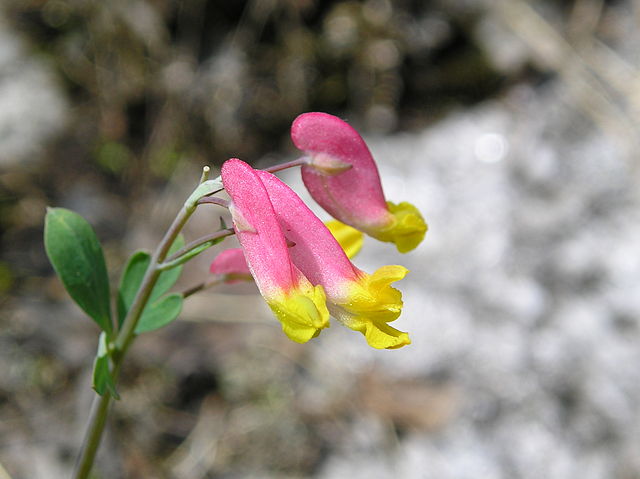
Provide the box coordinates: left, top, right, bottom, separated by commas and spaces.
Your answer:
1, 0, 640, 477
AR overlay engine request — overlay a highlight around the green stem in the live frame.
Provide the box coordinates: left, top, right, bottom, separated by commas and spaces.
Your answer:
197, 196, 229, 208
161, 228, 235, 267
73, 200, 198, 479
72, 351, 125, 478
181, 278, 224, 298
114, 205, 191, 354
72, 390, 111, 479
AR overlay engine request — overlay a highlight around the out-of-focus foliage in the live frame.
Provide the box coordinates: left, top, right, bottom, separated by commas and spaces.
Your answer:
3, 0, 503, 171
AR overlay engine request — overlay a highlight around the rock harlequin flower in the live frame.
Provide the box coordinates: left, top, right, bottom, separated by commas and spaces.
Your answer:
221, 158, 329, 343
256, 169, 411, 350
292, 112, 427, 253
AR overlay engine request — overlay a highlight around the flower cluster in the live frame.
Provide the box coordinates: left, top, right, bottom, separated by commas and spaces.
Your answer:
210, 113, 427, 349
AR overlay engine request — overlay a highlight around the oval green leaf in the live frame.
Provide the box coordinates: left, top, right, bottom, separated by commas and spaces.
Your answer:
44, 207, 112, 334
117, 250, 151, 326
117, 236, 185, 328
135, 293, 183, 333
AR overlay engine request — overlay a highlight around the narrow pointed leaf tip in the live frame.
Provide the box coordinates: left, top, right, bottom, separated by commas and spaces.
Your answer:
221, 158, 330, 342
257, 169, 411, 349
292, 112, 427, 253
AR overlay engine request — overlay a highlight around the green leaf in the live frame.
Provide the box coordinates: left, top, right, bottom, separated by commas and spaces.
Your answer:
116, 236, 185, 328
44, 207, 112, 334
135, 293, 183, 333
117, 250, 151, 326
92, 332, 119, 398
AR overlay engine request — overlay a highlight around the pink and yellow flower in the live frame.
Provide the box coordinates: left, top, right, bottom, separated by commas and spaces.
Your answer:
221, 159, 329, 343
292, 112, 427, 253
257, 169, 410, 349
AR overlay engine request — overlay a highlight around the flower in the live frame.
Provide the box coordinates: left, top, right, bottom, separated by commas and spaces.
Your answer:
292, 112, 427, 253
209, 248, 252, 283
257, 169, 411, 349
221, 158, 329, 343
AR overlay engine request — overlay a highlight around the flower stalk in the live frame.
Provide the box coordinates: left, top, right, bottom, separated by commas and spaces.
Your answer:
58, 111, 426, 478
263, 156, 309, 173
72, 173, 211, 479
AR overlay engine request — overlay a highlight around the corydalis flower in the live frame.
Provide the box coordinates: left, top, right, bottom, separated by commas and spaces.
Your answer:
209, 248, 252, 283
221, 158, 329, 343
257, 169, 410, 349
292, 112, 427, 253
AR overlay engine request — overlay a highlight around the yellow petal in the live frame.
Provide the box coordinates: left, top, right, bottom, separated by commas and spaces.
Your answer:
373, 201, 427, 253
364, 321, 411, 349
268, 283, 330, 343
333, 265, 411, 349
325, 219, 364, 259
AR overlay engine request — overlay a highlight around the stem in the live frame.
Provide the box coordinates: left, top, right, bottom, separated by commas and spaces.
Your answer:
198, 196, 229, 209
73, 200, 198, 479
162, 228, 235, 265
72, 373, 114, 478
263, 156, 308, 173
72, 156, 297, 477
114, 206, 192, 353
199, 165, 211, 184
181, 278, 224, 298
200, 157, 306, 198
197, 196, 229, 207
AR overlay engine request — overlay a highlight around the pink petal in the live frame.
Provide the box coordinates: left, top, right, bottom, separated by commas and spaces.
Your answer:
292, 112, 391, 229
221, 158, 295, 296
256, 169, 360, 298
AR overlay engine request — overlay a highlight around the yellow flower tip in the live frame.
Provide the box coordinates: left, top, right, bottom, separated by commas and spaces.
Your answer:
325, 219, 364, 259
334, 264, 410, 349
374, 201, 427, 253
343, 311, 411, 349
365, 322, 411, 349
268, 284, 330, 343
359, 265, 409, 317
369, 264, 409, 290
